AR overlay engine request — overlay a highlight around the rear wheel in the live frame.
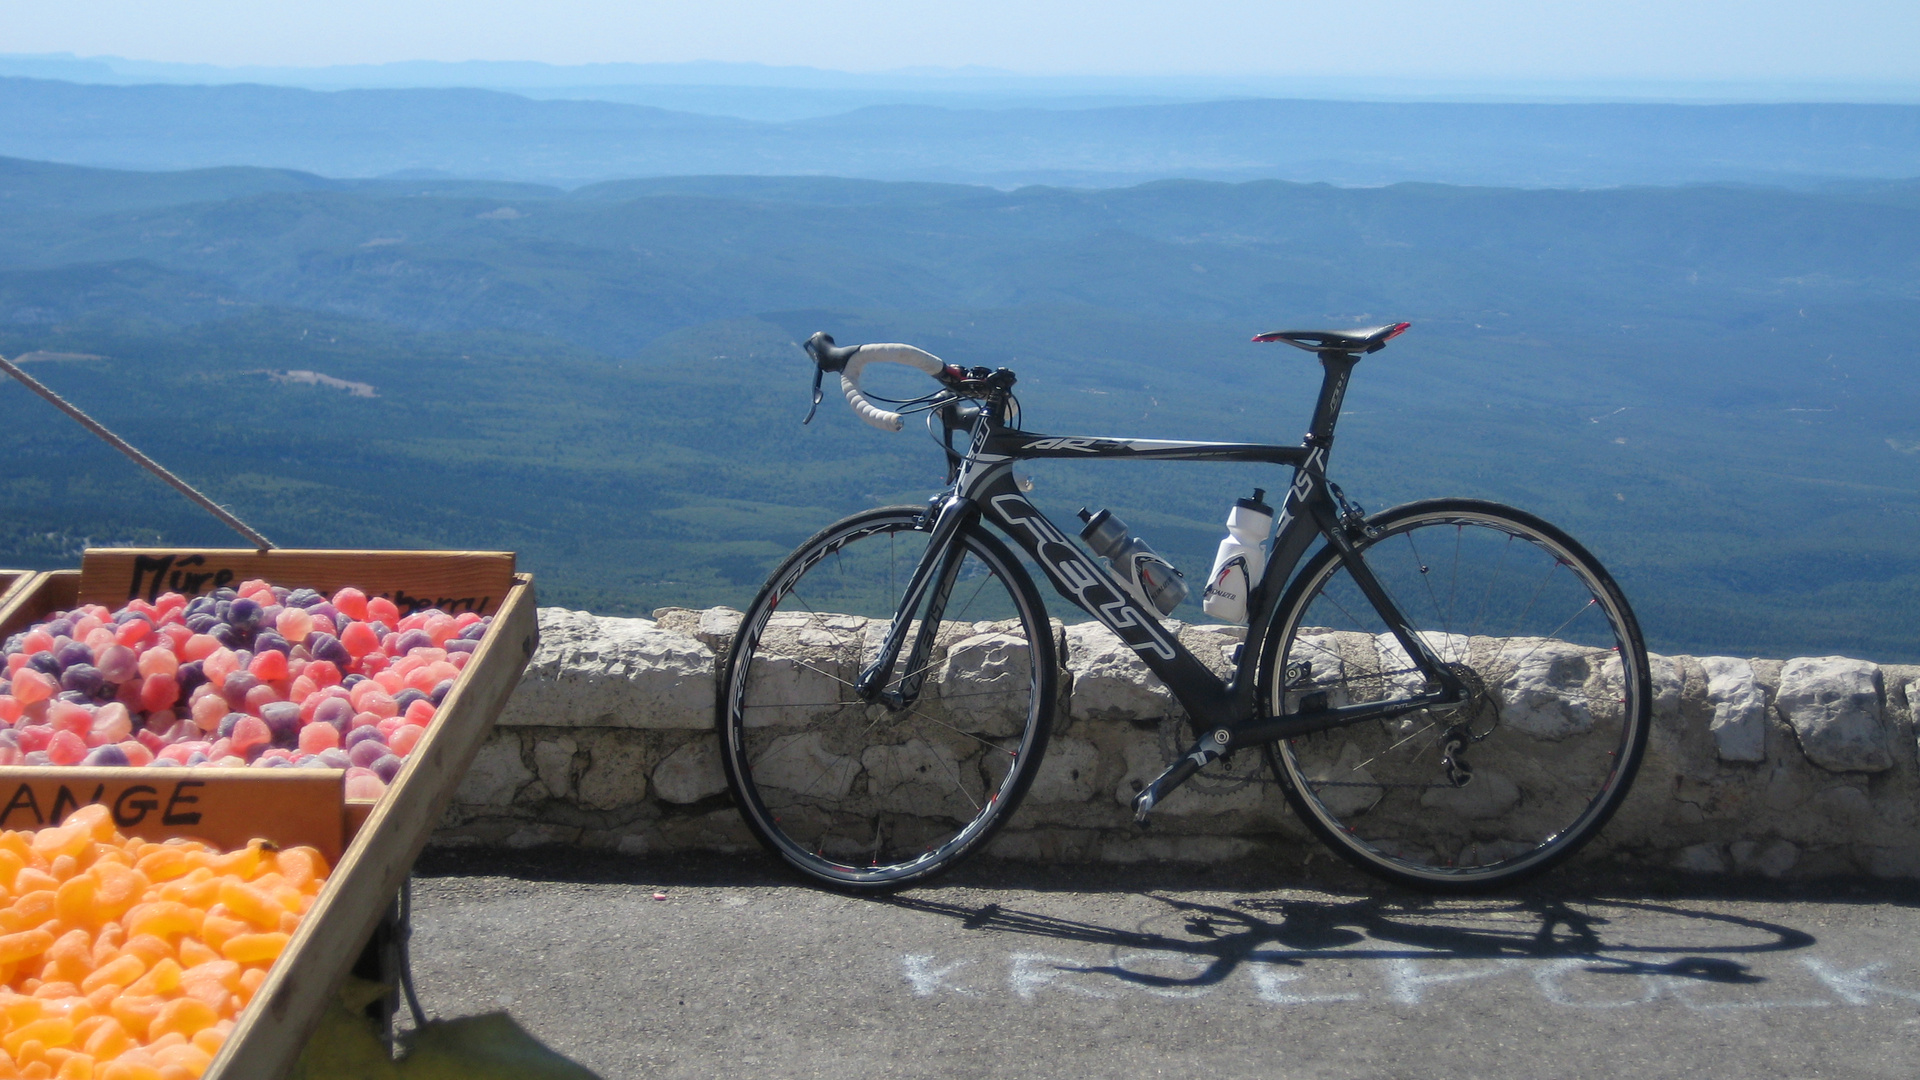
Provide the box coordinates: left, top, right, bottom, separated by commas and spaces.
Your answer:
718, 507, 1055, 891
1259, 499, 1650, 891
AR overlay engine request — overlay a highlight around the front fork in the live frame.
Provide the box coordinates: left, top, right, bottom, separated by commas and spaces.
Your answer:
855, 494, 975, 707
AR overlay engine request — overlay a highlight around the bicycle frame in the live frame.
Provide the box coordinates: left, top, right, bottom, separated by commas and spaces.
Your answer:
862, 351, 1469, 795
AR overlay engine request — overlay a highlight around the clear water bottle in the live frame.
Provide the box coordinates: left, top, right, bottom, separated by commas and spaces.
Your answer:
1202, 488, 1273, 624
1077, 508, 1188, 617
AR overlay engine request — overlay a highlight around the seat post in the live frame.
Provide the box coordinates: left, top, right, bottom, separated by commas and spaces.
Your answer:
1305, 351, 1360, 449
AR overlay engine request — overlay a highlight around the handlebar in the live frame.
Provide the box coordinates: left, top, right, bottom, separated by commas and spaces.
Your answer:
805, 331, 952, 432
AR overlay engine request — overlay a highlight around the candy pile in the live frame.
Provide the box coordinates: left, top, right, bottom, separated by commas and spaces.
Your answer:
0, 805, 330, 1079
0, 582, 492, 799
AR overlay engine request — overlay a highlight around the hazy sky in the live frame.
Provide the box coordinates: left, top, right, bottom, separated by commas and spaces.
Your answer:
3, 0, 1917, 83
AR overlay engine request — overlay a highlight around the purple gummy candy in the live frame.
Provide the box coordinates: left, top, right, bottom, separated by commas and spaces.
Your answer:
23, 751, 50, 766
260, 702, 303, 745
345, 725, 386, 749
308, 633, 351, 667
217, 714, 242, 739
443, 639, 477, 655
175, 661, 207, 697
342, 674, 368, 689
83, 745, 130, 767
227, 598, 262, 628
392, 688, 428, 713
54, 641, 93, 673
457, 622, 488, 642
395, 630, 435, 655
61, 664, 104, 697
370, 755, 404, 783
96, 645, 138, 684
222, 672, 261, 707
252, 631, 291, 656
429, 679, 455, 706
43, 618, 76, 639
27, 652, 59, 677
313, 697, 354, 732
348, 739, 388, 768
317, 748, 352, 769
152, 757, 180, 768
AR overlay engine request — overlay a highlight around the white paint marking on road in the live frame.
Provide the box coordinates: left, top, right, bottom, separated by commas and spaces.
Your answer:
1803, 959, 1920, 1004
901, 954, 976, 997
1382, 957, 1508, 1004
1009, 953, 1119, 1001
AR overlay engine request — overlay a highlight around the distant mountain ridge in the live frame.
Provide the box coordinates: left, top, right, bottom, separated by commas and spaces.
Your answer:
3, 76, 1920, 188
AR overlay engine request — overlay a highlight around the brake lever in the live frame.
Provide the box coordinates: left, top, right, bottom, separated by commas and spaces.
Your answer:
803, 363, 825, 425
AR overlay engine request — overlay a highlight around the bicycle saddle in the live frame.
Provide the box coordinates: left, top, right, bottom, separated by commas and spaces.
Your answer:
1254, 323, 1410, 353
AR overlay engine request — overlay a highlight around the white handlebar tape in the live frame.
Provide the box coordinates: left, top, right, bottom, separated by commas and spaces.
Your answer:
839, 343, 947, 432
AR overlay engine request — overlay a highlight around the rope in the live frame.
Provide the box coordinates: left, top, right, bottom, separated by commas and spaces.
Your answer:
0, 353, 274, 551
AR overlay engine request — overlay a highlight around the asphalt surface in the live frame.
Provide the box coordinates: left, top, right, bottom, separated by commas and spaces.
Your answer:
400, 851, 1920, 1079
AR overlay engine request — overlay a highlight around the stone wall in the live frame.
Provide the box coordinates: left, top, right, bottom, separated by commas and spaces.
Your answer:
433, 607, 1920, 880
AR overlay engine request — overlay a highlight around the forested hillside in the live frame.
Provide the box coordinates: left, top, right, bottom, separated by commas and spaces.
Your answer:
0, 157, 1915, 661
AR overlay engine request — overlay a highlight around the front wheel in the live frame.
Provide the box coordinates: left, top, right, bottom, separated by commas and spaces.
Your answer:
718, 507, 1056, 891
1259, 499, 1651, 891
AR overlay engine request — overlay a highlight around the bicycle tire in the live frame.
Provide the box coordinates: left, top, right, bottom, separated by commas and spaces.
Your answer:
718, 506, 1056, 891
1258, 499, 1651, 891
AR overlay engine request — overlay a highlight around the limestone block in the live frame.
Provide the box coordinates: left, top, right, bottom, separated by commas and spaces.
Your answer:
863, 739, 976, 818
454, 734, 533, 807
532, 736, 577, 800
1730, 838, 1799, 878
1026, 736, 1100, 804
1776, 657, 1890, 772
652, 736, 728, 804
1700, 656, 1767, 762
1673, 843, 1729, 874
576, 735, 650, 810
937, 632, 1036, 736
695, 607, 745, 653
752, 731, 861, 799
1065, 622, 1173, 721
1493, 638, 1594, 739
501, 608, 715, 730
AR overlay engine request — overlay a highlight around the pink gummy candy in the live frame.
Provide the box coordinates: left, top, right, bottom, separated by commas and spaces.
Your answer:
367, 597, 400, 627
388, 723, 425, 756
11, 669, 54, 706
331, 587, 370, 621
136, 647, 180, 679
191, 694, 230, 733
343, 769, 387, 800
203, 648, 240, 688
139, 674, 180, 713
276, 608, 314, 643
298, 723, 340, 754
249, 650, 289, 682
46, 730, 87, 766
229, 715, 271, 758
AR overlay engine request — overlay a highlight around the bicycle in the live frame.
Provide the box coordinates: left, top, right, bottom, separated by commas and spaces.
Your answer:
717, 323, 1652, 893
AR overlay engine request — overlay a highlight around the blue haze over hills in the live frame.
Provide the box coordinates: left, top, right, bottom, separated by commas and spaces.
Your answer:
0, 68, 1915, 660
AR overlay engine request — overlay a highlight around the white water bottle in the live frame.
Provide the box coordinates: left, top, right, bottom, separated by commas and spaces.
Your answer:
1202, 489, 1273, 624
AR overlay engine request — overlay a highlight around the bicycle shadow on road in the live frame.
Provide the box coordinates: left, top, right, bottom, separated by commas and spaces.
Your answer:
882, 891, 1812, 993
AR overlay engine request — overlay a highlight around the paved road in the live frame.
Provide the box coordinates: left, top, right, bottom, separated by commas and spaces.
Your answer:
401, 853, 1920, 1079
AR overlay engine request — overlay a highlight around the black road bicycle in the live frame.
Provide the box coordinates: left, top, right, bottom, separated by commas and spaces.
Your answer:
718, 324, 1652, 893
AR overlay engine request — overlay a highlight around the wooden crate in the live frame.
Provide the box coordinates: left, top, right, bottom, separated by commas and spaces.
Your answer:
0, 571, 37, 625
0, 549, 537, 1079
